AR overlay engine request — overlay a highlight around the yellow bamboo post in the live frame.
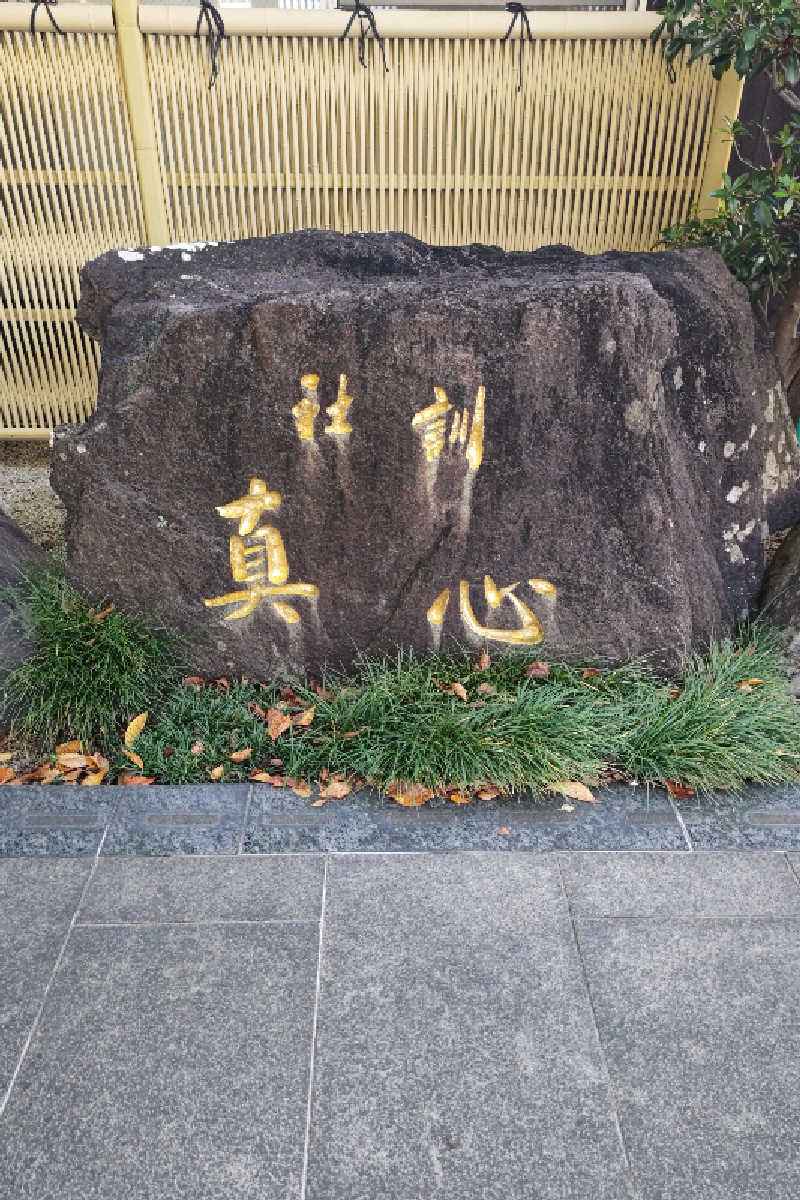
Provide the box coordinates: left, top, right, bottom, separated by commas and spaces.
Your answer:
112, 0, 169, 243
696, 67, 744, 216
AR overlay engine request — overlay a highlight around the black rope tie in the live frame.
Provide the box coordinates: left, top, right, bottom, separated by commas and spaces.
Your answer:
340, 3, 389, 73
502, 2, 533, 93
196, 0, 225, 88
29, 0, 64, 36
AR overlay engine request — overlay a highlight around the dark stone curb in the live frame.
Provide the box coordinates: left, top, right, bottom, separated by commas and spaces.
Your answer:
2, 781, 800, 856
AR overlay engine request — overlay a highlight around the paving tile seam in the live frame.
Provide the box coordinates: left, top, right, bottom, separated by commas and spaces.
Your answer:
554, 855, 639, 1197
300, 853, 329, 1200
236, 784, 253, 855
668, 795, 694, 850
560, 913, 800, 922
786, 854, 800, 890
0, 822, 111, 1120
74, 918, 323, 928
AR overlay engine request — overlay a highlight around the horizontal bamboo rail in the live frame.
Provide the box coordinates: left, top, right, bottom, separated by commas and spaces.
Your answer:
0, 4, 114, 33
140, 8, 661, 38
0, 5, 738, 438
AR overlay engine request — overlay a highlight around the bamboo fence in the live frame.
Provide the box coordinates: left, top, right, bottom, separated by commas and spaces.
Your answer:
0, 1, 742, 437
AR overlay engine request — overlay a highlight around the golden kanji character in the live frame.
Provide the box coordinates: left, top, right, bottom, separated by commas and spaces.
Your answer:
292, 373, 320, 440
412, 387, 451, 462
466, 385, 485, 470
204, 485, 319, 624
324, 374, 354, 436
215, 477, 281, 536
426, 574, 553, 646
411, 384, 485, 469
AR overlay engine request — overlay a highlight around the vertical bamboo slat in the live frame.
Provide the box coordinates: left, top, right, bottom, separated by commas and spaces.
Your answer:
1, 12, 736, 436
0, 24, 144, 436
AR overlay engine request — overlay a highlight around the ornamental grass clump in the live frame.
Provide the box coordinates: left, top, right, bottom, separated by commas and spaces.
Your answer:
1, 563, 184, 751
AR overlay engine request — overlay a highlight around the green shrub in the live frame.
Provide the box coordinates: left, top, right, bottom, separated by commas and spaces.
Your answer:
1, 563, 184, 750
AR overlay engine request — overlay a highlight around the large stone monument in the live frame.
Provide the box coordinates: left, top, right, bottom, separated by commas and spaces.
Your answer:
52, 232, 800, 677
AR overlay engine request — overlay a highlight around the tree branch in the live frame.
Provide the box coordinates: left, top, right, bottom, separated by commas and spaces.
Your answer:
775, 87, 800, 114
774, 267, 800, 419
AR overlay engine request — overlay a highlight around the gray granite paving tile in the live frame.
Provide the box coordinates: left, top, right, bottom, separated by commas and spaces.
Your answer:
678, 784, 800, 850
244, 782, 685, 853
0, 858, 91, 1092
0, 922, 319, 1199
575, 917, 800, 1200
0, 786, 115, 857
81, 853, 325, 923
307, 853, 634, 1200
560, 850, 800, 917
102, 784, 248, 855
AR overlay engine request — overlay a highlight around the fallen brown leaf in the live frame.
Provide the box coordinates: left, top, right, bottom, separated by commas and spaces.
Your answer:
55, 739, 82, 755
665, 779, 695, 799
667, 686, 681, 699
474, 651, 490, 671
91, 602, 115, 622
291, 779, 312, 798
59, 769, 81, 785
267, 708, 293, 741
0, 751, 12, 763
311, 796, 328, 807
209, 765, 225, 781
739, 678, 764, 691
215, 678, 230, 691
477, 784, 502, 801
0, 766, 14, 784
249, 770, 286, 785
56, 752, 88, 770
229, 748, 253, 762
270, 757, 284, 766
525, 661, 549, 679
117, 772, 155, 786
450, 682, 468, 701
318, 777, 351, 800
387, 780, 433, 807
81, 769, 108, 786
27, 764, 61, 784
545, 781, 597, 804
124, 711, 148, 746
190, 741, 204, 755
293, 706, 316, 727
477, 682, 495, 694
310, 680, 333, 701
581, 668, 599, 679
498, 826, 510, 836
247, 703, 267, 720
121, 747, 144, 771
183, 676, 205, 688
448, 791, 470, 805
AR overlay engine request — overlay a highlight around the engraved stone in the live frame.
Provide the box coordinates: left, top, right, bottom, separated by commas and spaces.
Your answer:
53, 232, 800, 677
22, 812, 99, 829
145, 812, 220, 827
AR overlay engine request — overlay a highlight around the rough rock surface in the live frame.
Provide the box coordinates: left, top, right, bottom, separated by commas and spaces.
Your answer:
52, 232, 800, 677
761, 525, 800, 695
0, 507, 47, 700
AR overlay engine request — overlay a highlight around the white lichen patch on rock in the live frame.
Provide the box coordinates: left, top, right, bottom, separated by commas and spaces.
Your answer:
725, 543, 746, 564
726, 482, 750, 504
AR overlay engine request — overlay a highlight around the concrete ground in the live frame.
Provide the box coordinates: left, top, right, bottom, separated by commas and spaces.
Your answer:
2, 783, 800, 1198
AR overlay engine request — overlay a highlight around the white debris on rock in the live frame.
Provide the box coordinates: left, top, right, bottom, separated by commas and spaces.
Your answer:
118, 249, 144, 263
726, 483, 750, 503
